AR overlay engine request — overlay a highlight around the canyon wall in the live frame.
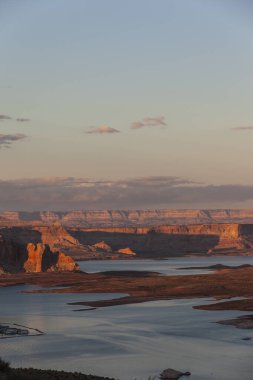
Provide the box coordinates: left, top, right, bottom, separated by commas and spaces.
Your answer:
69, 223, 253, 258
2, 223, 253, 266
2, 209, 253, 228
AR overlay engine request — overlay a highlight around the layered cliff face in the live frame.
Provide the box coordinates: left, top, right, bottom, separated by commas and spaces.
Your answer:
23, 243, 79, 273
69, 223, 253, 258
0, 225, 132, 266
3, 209, 253, 228
34, 224, 82, 252
2, 223, 253, 264
0, 228, 79, 273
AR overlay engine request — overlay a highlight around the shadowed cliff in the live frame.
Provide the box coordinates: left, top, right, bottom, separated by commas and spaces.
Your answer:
2, 223, 253, 265
0, 227, 79, 273
68, 223, 253, 258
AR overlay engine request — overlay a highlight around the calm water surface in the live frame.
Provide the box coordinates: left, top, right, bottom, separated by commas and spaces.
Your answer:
1, 257, 253, 380
79, 256, 253, 275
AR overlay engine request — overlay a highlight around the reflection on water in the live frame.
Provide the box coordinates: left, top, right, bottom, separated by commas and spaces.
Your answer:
1, 258, 253, 380
79, 256, 253, 275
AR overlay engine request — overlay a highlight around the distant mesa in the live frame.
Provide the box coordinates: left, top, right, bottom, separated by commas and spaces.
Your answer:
3, 209, 253, 228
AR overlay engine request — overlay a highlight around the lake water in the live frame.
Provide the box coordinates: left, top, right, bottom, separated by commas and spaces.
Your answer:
79, 255, 253, 275
1, 257, 253, 380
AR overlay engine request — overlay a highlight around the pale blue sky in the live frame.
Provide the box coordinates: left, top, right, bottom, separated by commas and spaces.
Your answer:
1, 0, 253, 209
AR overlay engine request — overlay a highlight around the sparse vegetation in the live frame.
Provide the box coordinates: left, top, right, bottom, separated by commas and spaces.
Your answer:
0, 358, 10, 373
0, 358, 114, 380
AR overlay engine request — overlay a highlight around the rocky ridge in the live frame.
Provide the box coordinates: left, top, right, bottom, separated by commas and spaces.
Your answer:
3, 209, 253, 228
2, 222, 253, 264
69, 223, 253, 258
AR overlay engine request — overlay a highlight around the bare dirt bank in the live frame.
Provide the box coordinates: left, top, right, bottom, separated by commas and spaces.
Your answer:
1, 266, 253, 310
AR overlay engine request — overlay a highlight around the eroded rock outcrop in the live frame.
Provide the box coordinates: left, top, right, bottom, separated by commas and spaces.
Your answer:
2, 222, 253, 263
92, 241, 112, 252
24, 243, 46, 272
23, 243, 79, 273
0, 230, 79, 273
117, 247, 136, 256
34, 224, 81, 252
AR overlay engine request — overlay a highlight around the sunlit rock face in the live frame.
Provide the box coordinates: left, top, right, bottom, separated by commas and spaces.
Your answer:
117, 248, 136, 256
3, 209, 253, 228
70, 223, 253, 258
92, 241, 112, 252
23, 243, 79, 273
0, 231, 79, 273
24, 243, 45, 272
2, 222, 253, 264
33, 224, 81, 252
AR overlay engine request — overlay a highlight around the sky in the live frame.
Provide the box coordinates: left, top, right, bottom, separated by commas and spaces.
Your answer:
1, 0, 253, 210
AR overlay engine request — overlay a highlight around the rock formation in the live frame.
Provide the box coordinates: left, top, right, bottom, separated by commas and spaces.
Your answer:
23, 243, 79, 273
0, 229, 79, 273
92, 241, 112, 252
2, 222, 253, 262
160, 368, 191, 379
69, 223, 253, 258
117, 248, 136, 256
3, 209, 253, 228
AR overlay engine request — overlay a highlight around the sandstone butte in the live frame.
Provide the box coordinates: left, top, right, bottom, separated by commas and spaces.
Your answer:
0, 230, 79, 273
24, 243, 79, 273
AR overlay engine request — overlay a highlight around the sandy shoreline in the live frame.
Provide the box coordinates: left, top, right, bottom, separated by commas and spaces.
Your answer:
0, 266, 253, 307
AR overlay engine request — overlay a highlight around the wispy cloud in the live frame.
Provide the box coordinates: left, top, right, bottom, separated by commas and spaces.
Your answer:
1, 176, 253, 210
0, 115, 12, 121
0, 115, 31, 122
86, 125, 120, 134
131, 116, 167, 130
231, 126, 253, 131
16, 118, 30, 122
0, 133, 27, 148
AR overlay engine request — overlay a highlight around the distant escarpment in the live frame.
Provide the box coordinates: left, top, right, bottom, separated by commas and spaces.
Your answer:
0, 227, 79, 273
3, 209, 253, 228
68, 223, 253, 258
